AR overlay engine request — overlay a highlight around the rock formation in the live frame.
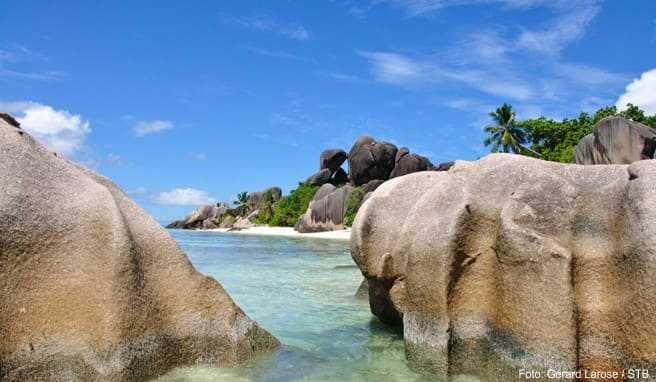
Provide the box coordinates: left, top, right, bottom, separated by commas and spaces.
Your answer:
389, 147, 433, 178
575, 116, 656, 164
348, 135, 398, 186
295, 184, 354, 233
305, 168, 333, 186
319, 149, 348, 171
352, 153, 656, 380
167, 204, 228, 229
167, 187, 280, 230
0, 117, 279, 380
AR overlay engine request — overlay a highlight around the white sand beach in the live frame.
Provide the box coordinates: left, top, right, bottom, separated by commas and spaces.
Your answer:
208, 226, 351, 241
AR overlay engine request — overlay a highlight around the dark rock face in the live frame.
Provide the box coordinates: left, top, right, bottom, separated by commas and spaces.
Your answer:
330, 167, 349, 186
296, 185, 354, 233
348, 135, 398, 186
389, 147, 433, 178
575, 116, 656, 164
433, 161, 455, 171
362, 179, 385, 194
305, 168, 333, 186
0, 116, 279, 380
352, 153, 656, 379
0, 112, 20, 128
320, 149, 348, 171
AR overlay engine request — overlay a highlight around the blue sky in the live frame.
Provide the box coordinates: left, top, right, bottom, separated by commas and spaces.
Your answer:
2, 0, 655, 223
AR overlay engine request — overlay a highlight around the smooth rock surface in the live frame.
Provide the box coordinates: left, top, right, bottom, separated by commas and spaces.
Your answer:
348, 135, 397, 186
296, 185, 354, 233
305, 168, 333, 186
320, 149, 348, 171
0, 118, 278, 381
389, 148, 433, 178
575, 116, 656, 164
351, 153, 656, 380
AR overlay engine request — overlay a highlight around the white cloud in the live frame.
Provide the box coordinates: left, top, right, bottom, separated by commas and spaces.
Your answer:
616, 68, 656, 115
379, 0, 547, 16
359, 51, 534, 100
0, 101, 90, 155
226, 14, 311, 41
134, 120, 173, 137
516, 2, 600, 56
152, 188, 216, 206
127, 187, 148, 196
358, 51, 425, 85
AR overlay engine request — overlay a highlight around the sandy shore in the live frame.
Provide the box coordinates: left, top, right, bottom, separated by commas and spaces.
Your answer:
208, 226, 351, 241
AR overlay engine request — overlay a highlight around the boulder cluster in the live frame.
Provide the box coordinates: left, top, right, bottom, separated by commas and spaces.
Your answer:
0, 116, 278, 380
170, 134, 445, 232
167, 187, 282, 230
297, 135, 445, 232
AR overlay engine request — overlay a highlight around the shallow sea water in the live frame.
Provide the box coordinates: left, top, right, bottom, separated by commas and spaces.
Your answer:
157, 230, 424, 382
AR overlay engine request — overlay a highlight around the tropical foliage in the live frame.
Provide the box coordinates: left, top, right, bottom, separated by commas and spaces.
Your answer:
233, 191, 249, 206
485, 103, 656, 163
269, 183, 319, 227
483, 103, 540, 157
344, 187, 365, 227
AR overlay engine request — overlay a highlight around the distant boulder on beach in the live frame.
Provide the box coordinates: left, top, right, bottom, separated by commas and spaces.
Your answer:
575, 116, 656, 164
0, 115, 279, 380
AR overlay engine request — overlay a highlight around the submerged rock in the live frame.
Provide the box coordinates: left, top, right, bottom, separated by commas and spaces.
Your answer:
0, 117, 279, 380
575, 116, 656, 164
352, 153, 656, 379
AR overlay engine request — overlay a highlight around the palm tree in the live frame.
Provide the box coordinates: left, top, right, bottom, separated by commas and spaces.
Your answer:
483, 103, 540, 157
233, 192, 249, 206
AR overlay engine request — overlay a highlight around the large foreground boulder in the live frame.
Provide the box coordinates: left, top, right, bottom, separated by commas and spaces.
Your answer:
0, 118, 278, 380
296, 184, 354, 233
348, 135, 398, 186
575, 116, 656, 164
352, 153, 656, 380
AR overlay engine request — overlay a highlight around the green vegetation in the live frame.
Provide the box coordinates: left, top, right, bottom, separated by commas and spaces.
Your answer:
344, 187, 365, 227
485, 103, 656, 163
233, 191, 249, 206
483, 103, 541, 157
269, 183, 319, 227
254, 189, 277, 225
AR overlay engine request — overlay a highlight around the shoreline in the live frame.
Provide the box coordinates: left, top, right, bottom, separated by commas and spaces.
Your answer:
205, 226, 351, 241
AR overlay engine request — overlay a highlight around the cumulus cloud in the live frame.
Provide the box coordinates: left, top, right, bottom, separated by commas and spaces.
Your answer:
152, 188, 216, 206
616, 68, 656, 115
134, 120, 174, 137
0, 101, 90, 155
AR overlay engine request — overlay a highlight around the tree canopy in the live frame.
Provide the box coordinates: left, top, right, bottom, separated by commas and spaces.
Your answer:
485, 103, 656, 163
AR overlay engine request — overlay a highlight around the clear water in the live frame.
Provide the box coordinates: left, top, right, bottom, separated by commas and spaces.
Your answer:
157, 230, 423, 382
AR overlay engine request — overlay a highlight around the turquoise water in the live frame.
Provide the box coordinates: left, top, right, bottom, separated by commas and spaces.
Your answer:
158, 230, 422, 382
